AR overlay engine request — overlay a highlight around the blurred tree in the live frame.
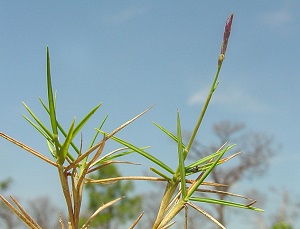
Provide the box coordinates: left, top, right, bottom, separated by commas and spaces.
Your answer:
0, 178, 12, 191
187, 120, 277, 227
0, 178, 20, 229
269, 188, 299, 229
27, 196, 68, 229
1, 178, 67, 229
82, 164, 142, 229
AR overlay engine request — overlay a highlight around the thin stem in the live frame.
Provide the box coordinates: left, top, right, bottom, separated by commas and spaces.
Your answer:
58, 165, 75, 228
185, 66, 222, 157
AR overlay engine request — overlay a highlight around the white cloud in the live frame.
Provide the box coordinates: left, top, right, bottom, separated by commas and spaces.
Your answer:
187, 85, 269, 113
260, 9, 293, 29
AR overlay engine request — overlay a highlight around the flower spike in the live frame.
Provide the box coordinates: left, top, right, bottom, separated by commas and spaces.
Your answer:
218, 13, 234, 67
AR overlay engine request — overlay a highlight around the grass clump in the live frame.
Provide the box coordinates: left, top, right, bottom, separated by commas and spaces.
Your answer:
0, 13, 264, 229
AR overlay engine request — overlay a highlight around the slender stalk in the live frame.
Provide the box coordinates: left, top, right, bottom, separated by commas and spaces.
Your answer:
58, 165, 75, 228
185, 66, 221, 157
153, 66, 222, 228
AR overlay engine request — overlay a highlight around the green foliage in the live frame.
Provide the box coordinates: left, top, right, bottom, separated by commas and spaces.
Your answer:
271, 221, 293, 229
83, 165, 142, 228
0, 178, 12, 191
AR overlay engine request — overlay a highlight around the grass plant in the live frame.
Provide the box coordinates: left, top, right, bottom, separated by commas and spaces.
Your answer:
0, 13, 264, 229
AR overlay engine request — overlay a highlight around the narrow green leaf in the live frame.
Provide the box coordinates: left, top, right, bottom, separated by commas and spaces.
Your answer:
46, 140, 56, 158
153, 122, 187, 149
39, 98, 80, 155
185, 161, 222, 176
79, 114, 108, 175
177, 111, 186, 198
98, 130, 175, 174
150, 167, 172, 181
57, 118, 76, 165
39, 97, 103, 156
22, 104, 76, 161
22, 102, 55, 143
89, 114, 108, 148
46, 47, 59, 153
99, 147, 149, 163
185, 144, 235, 172
189, 197, 264, 212
22, 114, 53, 143
185, 145, 232, 201
73, 103, 102, 140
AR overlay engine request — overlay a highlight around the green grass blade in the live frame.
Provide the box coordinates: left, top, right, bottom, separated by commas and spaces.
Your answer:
90, 114, 108, 148
177, 111, 186, 198
46, 47, 59, 153
150, 167, 171, 181
153, 122, 187, 149
79, 114, 108, 175
99, 147, 149, 163
22, 102, 54, 142
23, 114, 53, 144
73, 103, 102, 140
185, 145, 232, 201
98, 130, 175, 174
189, 197, 264, 212
57, 118, 75, 165
22, 104, 76, 161
46, 139, 56, 158
185, 161, 222, 176
39, 98, 80, 155
39, 97, 103, 155
185, 144, 235, 172
38, 97, 48, 110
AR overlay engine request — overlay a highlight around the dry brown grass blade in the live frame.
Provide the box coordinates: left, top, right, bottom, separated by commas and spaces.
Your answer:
245, 200, 257, 207
73, 137, 107, 223
165, 190, 182, 213
9, 195, 42, 229
186, 180, 228, 187
81, 196, 124, 229
184, 205, 188, 229
195, 188, 253, 200
65, 105, 153, 173
0, 132, 57, 167
161, 220, 177, 229
85, 176, 228, 187
218, 152, 241, 164
85, 176, 168, 184
89, 147, 129, 167
128, 211, 144, 229
187, 202, 225, 229
88, 160, 141, 174
65, 138, 106, 172
58, 212, 65, 229
105, 105, 154, 140
0, 195, 42, 229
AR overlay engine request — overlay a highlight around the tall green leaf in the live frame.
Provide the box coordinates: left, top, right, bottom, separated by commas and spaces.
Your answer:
46, 47, 59, 154
177, 111, 186, 198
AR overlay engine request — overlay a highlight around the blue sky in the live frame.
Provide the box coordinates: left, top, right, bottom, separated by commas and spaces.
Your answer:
1, 1, 300, 228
